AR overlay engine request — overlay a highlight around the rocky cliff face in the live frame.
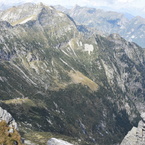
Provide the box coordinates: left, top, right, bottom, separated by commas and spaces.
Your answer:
121, 113, 145, 145
0, 3, 144, 145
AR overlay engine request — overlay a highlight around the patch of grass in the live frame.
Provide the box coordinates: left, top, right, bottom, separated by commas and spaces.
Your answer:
11, 15, 37, 26
68, 70, 99, 91
23, 130, 80, 145
1, 98, 36, 106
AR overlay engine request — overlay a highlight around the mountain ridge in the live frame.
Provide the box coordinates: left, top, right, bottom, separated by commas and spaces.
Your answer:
0, 3, 144, 145
54, 5, 145, 48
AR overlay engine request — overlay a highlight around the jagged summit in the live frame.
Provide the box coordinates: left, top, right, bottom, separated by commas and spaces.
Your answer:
0, 3, 69, 26
108, 33, 123, 40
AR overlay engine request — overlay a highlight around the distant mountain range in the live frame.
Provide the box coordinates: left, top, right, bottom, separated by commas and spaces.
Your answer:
54, 5, 145, 48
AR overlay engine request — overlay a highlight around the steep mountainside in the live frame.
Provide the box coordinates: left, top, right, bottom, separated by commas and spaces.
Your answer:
0, 3, 145, 145
57, 5, 145, 48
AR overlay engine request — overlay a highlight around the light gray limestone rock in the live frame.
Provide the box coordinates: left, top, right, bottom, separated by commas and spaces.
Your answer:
47, 138, 73, 145
121, 112, 145, 145
0, 106, 17, 129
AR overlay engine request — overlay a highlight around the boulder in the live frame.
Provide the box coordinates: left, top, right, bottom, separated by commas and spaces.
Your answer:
0, 107, 17, 129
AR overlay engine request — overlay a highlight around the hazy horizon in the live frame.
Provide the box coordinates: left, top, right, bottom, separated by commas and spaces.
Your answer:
0, 0, 145, 18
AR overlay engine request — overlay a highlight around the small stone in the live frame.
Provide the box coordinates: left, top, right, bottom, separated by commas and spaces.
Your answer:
8, 128, 14, 133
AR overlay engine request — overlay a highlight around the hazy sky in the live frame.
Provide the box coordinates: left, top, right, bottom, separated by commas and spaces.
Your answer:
0, 0, 144, 7
0, 0, 145, 17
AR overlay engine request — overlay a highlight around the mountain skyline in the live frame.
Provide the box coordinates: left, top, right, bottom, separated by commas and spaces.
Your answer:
0, 0, 145, 18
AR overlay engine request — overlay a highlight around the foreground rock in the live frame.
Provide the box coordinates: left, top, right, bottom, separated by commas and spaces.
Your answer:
47, 138, 73, 145
121, 113, 145, 145
0, 106, 17, 129
0, 107, 22, 144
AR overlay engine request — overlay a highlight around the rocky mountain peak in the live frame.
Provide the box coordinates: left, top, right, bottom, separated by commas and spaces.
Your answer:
108, 33, 123, 40
0, 3, 66, 26
73, 4, 81, 10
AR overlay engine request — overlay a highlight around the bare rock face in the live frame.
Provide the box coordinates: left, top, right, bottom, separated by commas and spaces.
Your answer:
121, 113, 145, 145
0, 106, 17, 129
47, 138, 73, 145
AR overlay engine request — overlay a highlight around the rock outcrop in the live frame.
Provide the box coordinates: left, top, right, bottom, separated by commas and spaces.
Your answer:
121, 113, 145, 145
0, 107, 23, 145
47, 138, 73, 145
0, 106, 17, 129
